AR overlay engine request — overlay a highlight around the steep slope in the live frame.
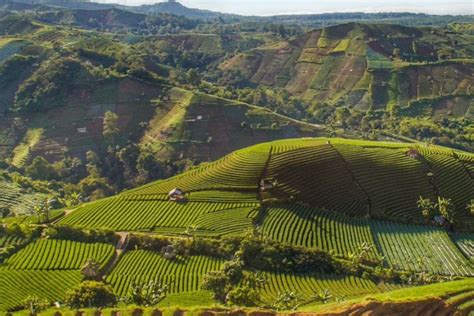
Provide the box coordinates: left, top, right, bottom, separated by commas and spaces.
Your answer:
142, 88, 322, 164
221, 23, 474, 116
0, 17, 320, 166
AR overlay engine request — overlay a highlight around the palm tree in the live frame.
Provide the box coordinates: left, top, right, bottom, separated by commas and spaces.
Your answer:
33, 197, 52, 224
467, 200, 474, 216
417, 196, 435, 221
438, 197, 454, 224
312, 288, 333, 304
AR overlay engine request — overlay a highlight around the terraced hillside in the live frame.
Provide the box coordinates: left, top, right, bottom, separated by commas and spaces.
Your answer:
0, 138, 473, 312
0, 176, 47, 217
59, 138, 474, 226
0, 13, 320, 169
0, 237, 115, 311
56, 138, 473, 277
141, 88, 322, 164
221, 23, 474, 117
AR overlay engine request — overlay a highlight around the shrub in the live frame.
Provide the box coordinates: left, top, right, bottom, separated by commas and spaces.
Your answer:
65, 281, 116, 308
45, 226, 117, 244
227, 286, 260, 307
23, 295, 50, 315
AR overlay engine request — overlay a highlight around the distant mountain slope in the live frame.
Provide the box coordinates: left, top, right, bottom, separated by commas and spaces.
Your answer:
221, 22, 474, 118
1, 0, 472, 26
134, 1, 238, 20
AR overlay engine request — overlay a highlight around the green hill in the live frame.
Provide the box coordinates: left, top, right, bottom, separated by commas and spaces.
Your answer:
67, 138, 472, 225
221, 23, 474, 116
57, 138, 473, 273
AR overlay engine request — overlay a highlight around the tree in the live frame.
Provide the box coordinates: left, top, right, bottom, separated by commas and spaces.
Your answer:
227, 286, 260, 307
438, 197, 455, 224
183, 224, 198, 239
417, 196, 436, 221
25, 156, 57, 180
312, 288, 333, 304
187, 69, 201, 86
202, 259, 244, 304
23, 296, 50, 315
125, 279, 168, 306
201, 270, 228, 303
467, 200, 474, 216
348, 242, 375, 268
0, 207, 11, 218
65, 281, 116, 308
59, 192, 82, 208
227, 271, 267, 306
33, 197, 53, 224
118, 144, 140, 175
103, 111, 120, 143
272, 290, 301, 311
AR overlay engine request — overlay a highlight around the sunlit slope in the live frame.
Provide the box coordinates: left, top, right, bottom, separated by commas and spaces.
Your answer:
221, 23, 474, 116
59, 138, 474, 231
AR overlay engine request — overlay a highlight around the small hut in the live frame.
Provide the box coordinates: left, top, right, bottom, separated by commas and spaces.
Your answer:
169, 188, 186, 202
406, 148, 419, 159
433, 215, 447, 226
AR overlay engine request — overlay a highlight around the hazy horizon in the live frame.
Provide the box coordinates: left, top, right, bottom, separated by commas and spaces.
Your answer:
96, 0, 473, 16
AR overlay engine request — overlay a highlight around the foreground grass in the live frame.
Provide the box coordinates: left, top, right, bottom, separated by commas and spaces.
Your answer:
10, 279, 473, 315
300, 278, 474, 312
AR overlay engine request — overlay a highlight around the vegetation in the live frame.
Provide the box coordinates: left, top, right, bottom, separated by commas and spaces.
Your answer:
0, 0, 472, 312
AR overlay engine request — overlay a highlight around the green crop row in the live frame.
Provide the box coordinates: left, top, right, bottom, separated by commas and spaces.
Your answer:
59, 197, 257, 232
261, 205, 378, 260
107, 251, 223, 296
0, 235, 24, 248
334, 144, 436, 220
0, 270, 82, 311
260, 204, 473, 276
452, 233, 474, 261
423, 154, 473, 222
259, 272, 379, 304
127, 147, 271, 195
263, 144, 369, 217
371, 220, 473, 276
2, 239, 115, 271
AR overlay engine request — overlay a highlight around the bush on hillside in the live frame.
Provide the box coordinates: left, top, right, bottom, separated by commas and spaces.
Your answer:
44, 226, 118, 244
14, 58, 90, 112
65, 281, 116, 308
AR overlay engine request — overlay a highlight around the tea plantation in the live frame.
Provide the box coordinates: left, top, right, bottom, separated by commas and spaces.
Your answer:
0, 138, 473, 312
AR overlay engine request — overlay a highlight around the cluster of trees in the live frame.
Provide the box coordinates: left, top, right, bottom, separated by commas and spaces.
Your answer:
2, 110, 181, 216
14, 58, 85, 112
417, 195, 474, 227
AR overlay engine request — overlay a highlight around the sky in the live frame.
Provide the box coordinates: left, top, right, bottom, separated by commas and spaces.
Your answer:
97, 0, 474, 16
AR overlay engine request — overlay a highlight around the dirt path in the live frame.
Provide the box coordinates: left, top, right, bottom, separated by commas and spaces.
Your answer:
101, 232, 129, 278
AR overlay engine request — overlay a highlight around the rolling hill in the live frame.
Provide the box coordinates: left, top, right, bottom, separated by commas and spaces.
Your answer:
0, 15, 322, 178
59, 137, 474, 229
